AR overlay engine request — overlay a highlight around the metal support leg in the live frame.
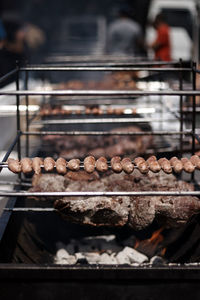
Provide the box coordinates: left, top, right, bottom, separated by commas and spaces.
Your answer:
25, 69, 29, 157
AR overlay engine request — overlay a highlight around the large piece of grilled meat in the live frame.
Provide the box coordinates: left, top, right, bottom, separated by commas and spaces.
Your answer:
30, 170, 200, 230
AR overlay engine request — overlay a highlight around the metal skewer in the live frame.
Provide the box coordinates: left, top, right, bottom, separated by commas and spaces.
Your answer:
0, 191, 200, 197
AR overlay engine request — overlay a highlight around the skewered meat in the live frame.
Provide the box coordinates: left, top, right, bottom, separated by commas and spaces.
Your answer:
147, 156, 161, 173
92, 107, 99, 115
181, 157, 195, 173
21, 157, 33, 174
134, 157, 149, 174
85, 107, 91, 114
40, 105, 139, 116
67, 159, 80, 171
7, 158, 21, 173
111, 156, 123, 173
44, 157, 55, 172
107, 107, 114, 114
114, 108, 124, 115
56, 157, 67, 175
6, 155, 200, 175
84, 156, 96, 173
96, 157, 108, 172
190, 155, 200, 169
158, 158, 172, 174
170, 157, 183, 173
64, 109, 71, 115
32, 157, 43, 175
97, 108, 103, 115
121, 157, 134, 174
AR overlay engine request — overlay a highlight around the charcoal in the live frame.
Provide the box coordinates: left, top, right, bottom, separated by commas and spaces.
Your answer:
150, 256, 166, 265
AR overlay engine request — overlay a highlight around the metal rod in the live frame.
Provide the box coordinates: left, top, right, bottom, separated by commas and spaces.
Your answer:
22, 130, 192, 136
192, 62, 197, 181
192, 61, 197, 155
16, 64, 21, 181
0, 68, 18, 84
1, 90, 200, 96
0, 132, 21, 174
1, 191, 200, 197
179, 59, 183, 158
0, 180, 32, 187
4, 208, 55, 212
27, 59, 179, 65
164, 105, 180, 120
19, 66, 191, 72
25, 69, 29, 157
31, 62, 179, 67
16, 66, 21, 162
0, 132, 21, 162
33, 117, 178, 125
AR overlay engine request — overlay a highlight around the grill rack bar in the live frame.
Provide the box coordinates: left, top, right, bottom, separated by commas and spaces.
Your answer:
33, 117, 178, 125
20, 66, 191, 72
0, 132, 21, 174
0, 90, 200, 96
1, 190, 200, 197
0, 180, 32, 187
0, 68, 18, 84
22, 130, 192, 136
4, 208, 55, 212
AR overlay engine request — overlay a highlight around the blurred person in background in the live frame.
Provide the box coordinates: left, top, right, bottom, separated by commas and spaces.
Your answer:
0, 19, 6, 49
106, 5, 145, 57
149, 13, 171, 61
0, 14, 45, 87
0, 15, 27, 86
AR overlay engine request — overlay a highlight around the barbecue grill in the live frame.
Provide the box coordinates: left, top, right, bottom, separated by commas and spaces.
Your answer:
1, 59, 200, 299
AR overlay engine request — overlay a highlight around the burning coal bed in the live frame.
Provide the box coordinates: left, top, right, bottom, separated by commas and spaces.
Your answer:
54, 234, 165, 266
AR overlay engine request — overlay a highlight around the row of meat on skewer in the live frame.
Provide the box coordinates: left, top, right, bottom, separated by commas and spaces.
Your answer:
40, 106, 137, 116
6, 154, 200, 175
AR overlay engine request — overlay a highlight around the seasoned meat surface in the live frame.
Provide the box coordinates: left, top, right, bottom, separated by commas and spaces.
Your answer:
42, 126, 153, 159
30, 170, 200, 230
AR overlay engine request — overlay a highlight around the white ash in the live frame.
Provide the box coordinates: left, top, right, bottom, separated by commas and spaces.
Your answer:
85, 235, 116, 242
54, 248, 76, 265
54, 235, 151, 266
84, 252, 102, 264
116, 251, 131, 264
121, 247, 148, 264
99, 253, 118, 265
